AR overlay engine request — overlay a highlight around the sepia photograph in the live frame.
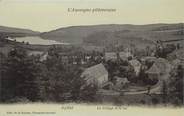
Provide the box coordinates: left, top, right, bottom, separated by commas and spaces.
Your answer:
0, 0, 184, 116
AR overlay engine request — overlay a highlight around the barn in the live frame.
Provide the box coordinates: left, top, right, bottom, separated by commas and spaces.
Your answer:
81, 63, 108, 88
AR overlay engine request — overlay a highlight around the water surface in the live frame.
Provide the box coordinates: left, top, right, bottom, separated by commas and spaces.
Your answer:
7, 36, 69, 45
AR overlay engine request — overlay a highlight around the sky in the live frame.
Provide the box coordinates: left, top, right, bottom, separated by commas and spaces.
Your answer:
0, 0, 184, 32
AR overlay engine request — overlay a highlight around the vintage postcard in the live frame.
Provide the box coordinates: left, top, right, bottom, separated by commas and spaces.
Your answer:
0, 0, 183, 116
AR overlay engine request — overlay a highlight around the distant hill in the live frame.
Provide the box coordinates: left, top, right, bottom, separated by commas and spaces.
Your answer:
0, 26, 40, 38
40, 23, 184, 48
1, 24, 183, 49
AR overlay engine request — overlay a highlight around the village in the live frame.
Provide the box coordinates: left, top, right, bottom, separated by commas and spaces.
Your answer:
22, 38, 184, 104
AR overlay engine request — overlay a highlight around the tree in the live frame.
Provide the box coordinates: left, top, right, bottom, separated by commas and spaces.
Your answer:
40, 48, 98, 102
162, 81, 168, 104
1, 48, 41, 102
168, 64, 183, 106
0, 52, 7, 102
77, 84, 98, 103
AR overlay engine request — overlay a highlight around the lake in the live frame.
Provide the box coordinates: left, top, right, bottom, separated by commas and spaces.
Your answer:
7, 36, 69, 45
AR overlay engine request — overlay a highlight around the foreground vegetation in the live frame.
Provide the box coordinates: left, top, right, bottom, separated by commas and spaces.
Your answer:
0, 45, 183, 106
0, 48, 98, 103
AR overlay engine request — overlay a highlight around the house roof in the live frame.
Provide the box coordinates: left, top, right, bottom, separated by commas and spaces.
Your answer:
105, 51, 132, 61
171, 59, 181, 66
114, 76, 129, 83
142, 56, 157, 62
155, 58, 170, 73
175, 48, 184, 60
146, 63, 160, 74
105, 52, 117, 60
119, 51, 131, 59
40, 52, 48, 61
146, 58, 171, 74
81, 63, 108, 79
28, 51, 44, 56
129, 59, 141, 67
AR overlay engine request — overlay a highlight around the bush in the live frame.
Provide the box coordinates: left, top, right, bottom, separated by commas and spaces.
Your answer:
152, 98, 159, 105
